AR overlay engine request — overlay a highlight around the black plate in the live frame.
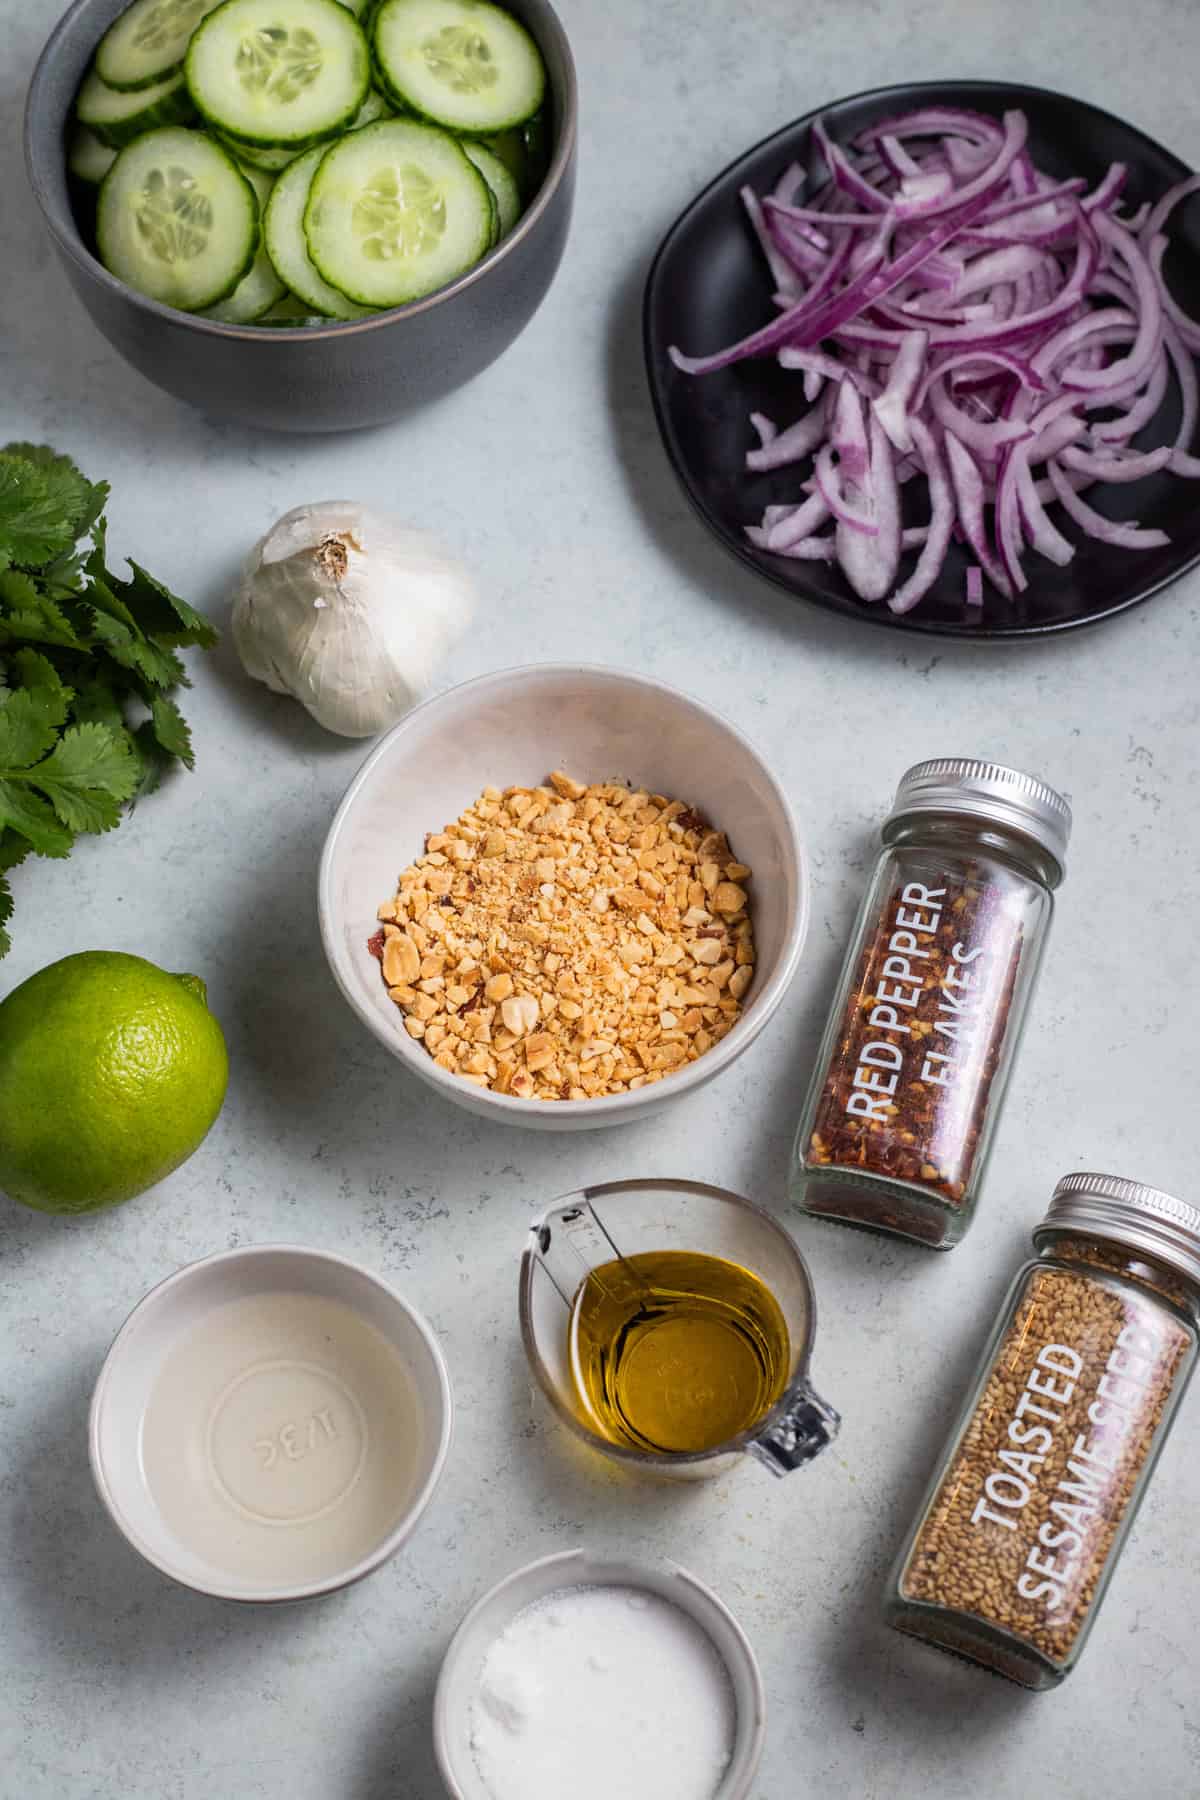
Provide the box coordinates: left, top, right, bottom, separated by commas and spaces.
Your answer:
643, 80, 1200, 638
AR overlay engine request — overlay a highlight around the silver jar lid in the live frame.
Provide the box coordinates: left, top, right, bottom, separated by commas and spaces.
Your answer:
887, 758, 1072, 877
1034, 1172, 1200, 1292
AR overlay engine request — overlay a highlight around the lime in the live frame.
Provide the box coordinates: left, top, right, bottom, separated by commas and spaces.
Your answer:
0, 950, 229, 1216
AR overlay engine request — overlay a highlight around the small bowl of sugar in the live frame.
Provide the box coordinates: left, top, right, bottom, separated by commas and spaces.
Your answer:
434, 1547, 766, 1799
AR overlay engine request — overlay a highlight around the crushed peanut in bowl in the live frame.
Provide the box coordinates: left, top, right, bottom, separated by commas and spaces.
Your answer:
367, 772, 757, 1101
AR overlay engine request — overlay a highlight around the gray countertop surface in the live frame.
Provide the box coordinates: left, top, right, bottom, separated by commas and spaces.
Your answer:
3, 0, 1200, 1795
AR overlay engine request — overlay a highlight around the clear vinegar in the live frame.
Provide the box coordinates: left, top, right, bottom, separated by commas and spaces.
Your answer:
568, 1249, 790, 1455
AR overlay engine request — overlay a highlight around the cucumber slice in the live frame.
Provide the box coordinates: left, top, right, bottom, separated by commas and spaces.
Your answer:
217, 132, 305, 168
372, 0, 544, 134
263, 144, 370, 315
462, 139, 518, 235
97, 127, 259, 310
257, 294, 327, 323
76, 65, 195, 148
202, 238, 287, 318
96, 0, 226, 91
304, 116, 492, 305
186, 0, 370, 147
351, 85, 391, 126
68, 124, 119, 185
207, 159, 287, 315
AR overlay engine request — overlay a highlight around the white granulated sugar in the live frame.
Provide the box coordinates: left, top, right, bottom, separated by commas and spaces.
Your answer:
468, 1583, 736, 1800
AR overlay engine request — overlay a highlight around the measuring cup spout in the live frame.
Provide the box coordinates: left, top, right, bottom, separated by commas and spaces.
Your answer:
748, 1379, 840, 1477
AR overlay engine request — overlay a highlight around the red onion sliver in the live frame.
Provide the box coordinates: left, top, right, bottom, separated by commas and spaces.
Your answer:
871, 328, 928, 451
1060, 445, 1174, 482
888, 419, 956, 613
1046, 460, 1170, 548
675, 105, 1200, 611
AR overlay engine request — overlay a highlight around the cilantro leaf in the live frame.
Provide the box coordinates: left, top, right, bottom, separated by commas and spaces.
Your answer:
0, 441, 214, 958
69, 670, 126, 733
0, 779, 74, 857
0, 685, 68, 770
0, 453, 84, 571
3, 444, 108, 542
22, 723, 139, 834
11, 649, 73, 707
150, 693, 194, 767
88, 608, 188, 689
122, 559, 220, 649
130, 719, 172, 799
0, 570, 85, 649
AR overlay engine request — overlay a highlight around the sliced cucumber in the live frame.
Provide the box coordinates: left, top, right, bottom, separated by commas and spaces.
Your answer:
351, 85, 391, 126
218, 132, 305, 169
303, 116, 491, 305
264, 144, 369, 315
76, 65, 195, 148
95, 0, 226, 91
186, 0, 370, 147
462, 139, 518, 235
257, 294, 327, 323
68, 124, 119, 185
97, 127, 259, 310
372, 0, 544, 134
203, 156, 286, 314
203, 241, 287, 318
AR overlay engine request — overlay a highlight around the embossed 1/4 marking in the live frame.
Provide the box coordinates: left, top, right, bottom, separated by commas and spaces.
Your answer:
254, 1408, 337, 1469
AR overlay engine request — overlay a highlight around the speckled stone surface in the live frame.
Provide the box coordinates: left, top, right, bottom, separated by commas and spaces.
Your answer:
3, 0, 1200, 1794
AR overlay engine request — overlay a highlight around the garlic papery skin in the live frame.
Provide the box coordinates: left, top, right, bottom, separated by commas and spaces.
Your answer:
232, 501, 474, 738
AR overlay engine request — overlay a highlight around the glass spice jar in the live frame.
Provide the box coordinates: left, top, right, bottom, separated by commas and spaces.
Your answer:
885, 1173, 1200, 1690
790, 758, 1071, 1249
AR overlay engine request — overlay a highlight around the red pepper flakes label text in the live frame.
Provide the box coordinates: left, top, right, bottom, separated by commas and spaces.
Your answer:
808, 865, 1023, 1204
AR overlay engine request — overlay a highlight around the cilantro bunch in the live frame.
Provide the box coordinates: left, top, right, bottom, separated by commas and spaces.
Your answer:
0, 442, 217, 958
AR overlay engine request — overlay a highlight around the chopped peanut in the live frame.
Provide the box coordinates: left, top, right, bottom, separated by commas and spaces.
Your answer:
372, 775, 756, 1101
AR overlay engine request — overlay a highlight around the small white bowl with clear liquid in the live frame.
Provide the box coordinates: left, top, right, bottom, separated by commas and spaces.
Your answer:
89, 1244, 452, 1602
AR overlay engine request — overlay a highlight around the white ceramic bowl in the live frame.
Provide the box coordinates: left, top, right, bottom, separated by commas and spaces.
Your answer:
319, 664, 808, 1129
433, 1548, 767, 1798
89, 1245, 452, 1602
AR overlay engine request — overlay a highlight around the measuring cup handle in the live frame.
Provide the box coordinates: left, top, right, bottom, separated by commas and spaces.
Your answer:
749, 1379, 841, 1477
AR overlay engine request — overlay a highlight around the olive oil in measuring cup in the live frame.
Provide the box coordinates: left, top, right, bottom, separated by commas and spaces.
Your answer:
568, 1250, 790, 1455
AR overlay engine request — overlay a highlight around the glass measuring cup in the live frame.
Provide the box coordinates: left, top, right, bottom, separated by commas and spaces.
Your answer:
519, 1178, 840, 1480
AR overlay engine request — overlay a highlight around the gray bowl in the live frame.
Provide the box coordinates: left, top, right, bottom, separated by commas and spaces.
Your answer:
24, 0, 577, 432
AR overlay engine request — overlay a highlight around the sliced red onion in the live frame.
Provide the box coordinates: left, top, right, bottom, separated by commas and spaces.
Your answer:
838, 412, 903, 598
671, 105, 1200, 611
741, 185, 800, 295
1163, 320, 1200, 476
1046, 460, 1170, 548
765, 490, 832, 550
1139, 173, 1200, 253
815, 443, 878, 533
1015, 450, 1075, 565
871, 329, 928, 451
1081, 162, 1128, 214
1058, 216, 1162, 391
888, 419, 955, 612
745, 402, 828, 471
944, 430, 1013, 596
929, 381, 1033, 459
1089, 345, 1170, 443
1060, 444, 1174, 482
1146, 233, 1200, 353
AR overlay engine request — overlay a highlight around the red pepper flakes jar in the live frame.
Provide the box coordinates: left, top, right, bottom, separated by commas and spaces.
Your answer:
790, 759, 1071, 1249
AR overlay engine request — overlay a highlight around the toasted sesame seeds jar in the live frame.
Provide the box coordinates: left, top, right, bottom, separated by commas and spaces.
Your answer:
885, 1174, 1200, 1689
790, 759, 1071, 1248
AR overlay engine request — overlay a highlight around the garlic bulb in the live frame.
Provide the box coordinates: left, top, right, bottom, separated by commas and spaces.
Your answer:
232, 502, 474, 737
